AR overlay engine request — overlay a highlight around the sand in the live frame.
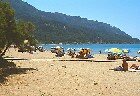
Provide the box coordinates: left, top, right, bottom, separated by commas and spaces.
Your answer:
0, 48, 140, 96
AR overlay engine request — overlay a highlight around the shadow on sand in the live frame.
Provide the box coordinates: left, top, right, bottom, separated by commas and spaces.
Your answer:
0, 57, 37, 84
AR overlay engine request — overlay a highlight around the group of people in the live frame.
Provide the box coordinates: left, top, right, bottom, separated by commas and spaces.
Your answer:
67, 48, 94, 59
51, 46, 65, 57
67, 48, 76, 58
76, 48, 93, 59
114, 58, 140, 71
51, 47, 94, 58
107, 52, 138, 61
18, 45, 45, 54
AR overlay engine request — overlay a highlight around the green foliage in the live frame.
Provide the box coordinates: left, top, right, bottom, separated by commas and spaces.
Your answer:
16, 20, 36, 46
9, 0, 140, 44
0, 1, 16, 49
0, 1, 37, 56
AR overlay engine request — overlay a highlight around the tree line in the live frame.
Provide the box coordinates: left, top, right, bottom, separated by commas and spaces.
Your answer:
9, 0, 140, 44
0, 1, 37, 57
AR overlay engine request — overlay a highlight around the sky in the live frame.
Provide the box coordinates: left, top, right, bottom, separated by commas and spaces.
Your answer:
25, 0, 140, 39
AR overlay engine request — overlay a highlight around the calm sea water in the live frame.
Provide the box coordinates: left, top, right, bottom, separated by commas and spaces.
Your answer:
41, 44, 140, 57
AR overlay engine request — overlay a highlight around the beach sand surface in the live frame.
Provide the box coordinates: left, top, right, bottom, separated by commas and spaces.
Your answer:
0, 48, 140, 96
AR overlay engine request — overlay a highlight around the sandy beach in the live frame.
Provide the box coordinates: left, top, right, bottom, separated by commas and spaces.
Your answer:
0, 48, 140, 96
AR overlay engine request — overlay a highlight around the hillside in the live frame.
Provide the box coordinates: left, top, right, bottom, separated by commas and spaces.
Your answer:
8, 0, 140, 44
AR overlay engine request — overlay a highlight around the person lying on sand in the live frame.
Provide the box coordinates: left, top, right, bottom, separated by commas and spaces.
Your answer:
130, 64, 140, 70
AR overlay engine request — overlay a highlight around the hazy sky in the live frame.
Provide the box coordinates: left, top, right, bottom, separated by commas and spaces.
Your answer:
25, 0, 140, 39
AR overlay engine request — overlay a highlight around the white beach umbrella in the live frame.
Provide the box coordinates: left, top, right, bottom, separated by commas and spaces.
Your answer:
122, 49, 129, 53
105, 49, 109, 52
106, 48, 123, 54
56, 46, 61, 49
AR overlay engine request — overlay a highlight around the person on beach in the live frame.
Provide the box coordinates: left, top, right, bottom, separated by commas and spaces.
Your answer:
99, 50, 101, 54
122, 58, 128, 71
76, 48, 92, 59
55, 47, 65, 57
107, 53, 116, 60
114, 58, 140, 71
130, 64, 140, 70
114, 58, 128, 71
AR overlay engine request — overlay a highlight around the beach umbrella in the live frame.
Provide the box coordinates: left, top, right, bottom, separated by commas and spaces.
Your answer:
105, 49, 109, 52
108, 48, 123, 54
56, 46, 61, 49
67, 48, 70, 51
122, 49, 129, 53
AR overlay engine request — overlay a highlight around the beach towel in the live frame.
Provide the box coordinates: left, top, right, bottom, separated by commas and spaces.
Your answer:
128, 69, 140, 72
114, 66, 123, 71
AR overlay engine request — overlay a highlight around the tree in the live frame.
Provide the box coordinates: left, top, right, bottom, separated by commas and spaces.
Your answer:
0, 1, 16, 56
16, 20, 37, 46
0, 1, 37, 56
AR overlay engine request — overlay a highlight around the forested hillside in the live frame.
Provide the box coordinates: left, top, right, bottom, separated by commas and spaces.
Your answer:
8, 0, 140, 44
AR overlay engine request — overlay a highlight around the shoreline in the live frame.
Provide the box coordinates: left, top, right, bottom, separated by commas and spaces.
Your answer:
41, 44, 140, 57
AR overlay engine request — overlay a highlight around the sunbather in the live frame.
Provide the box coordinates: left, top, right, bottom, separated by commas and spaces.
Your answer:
55, 48, 65, 57
122, 59, 128, 71
130, 64, 140, 70
114, 59, 128, 71
76, 48, 92, 59
107, 53, 116, 60
114, 59, 140, 71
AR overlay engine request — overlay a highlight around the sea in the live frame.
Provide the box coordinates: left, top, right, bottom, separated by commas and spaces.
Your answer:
41, 44, 140, 57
